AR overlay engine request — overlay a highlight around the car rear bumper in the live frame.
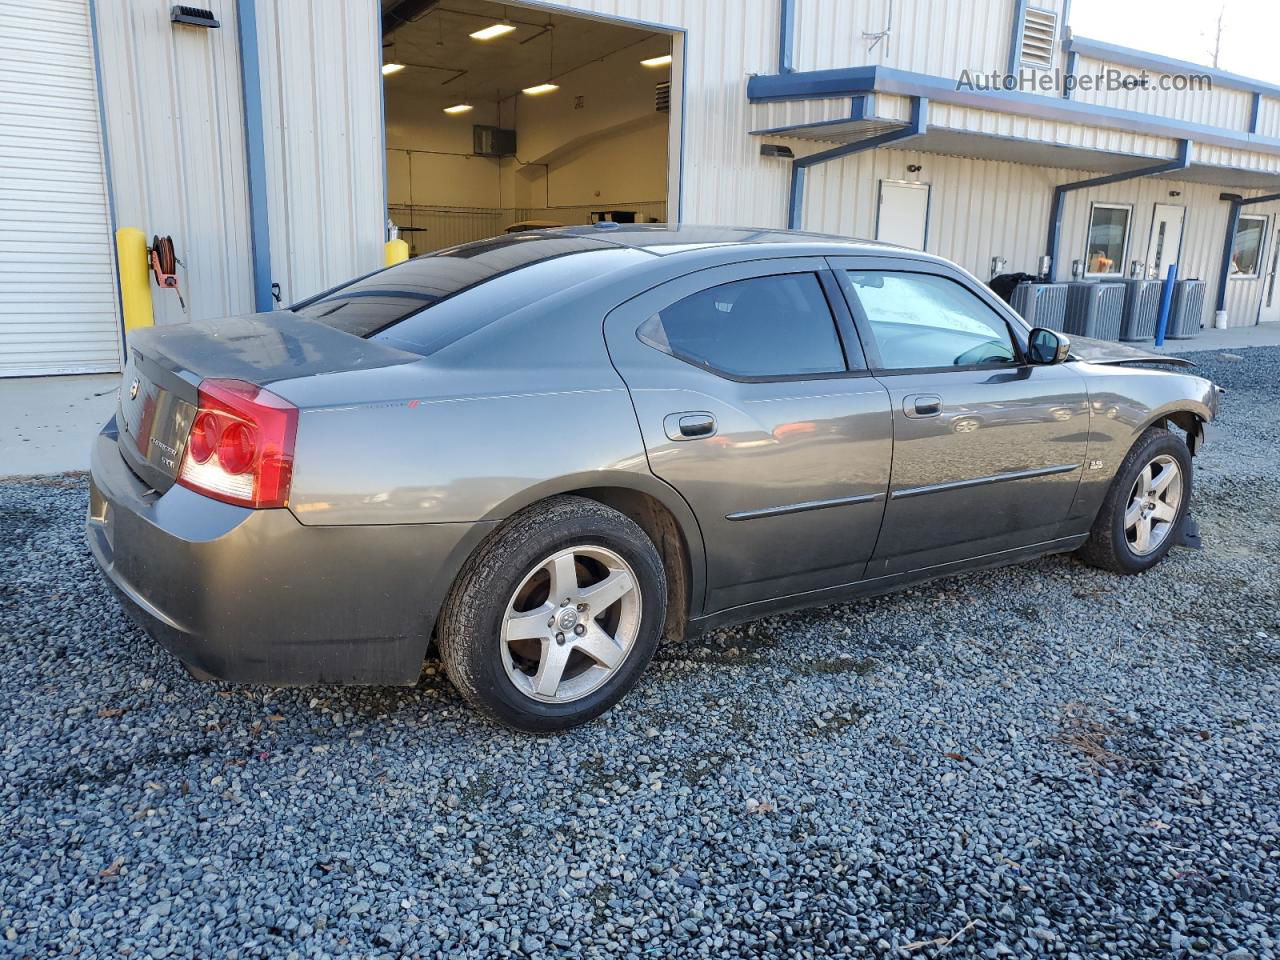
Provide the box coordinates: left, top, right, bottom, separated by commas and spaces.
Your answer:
86, 418, 494, 685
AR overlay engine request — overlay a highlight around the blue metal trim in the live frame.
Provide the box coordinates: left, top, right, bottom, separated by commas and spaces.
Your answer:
677, 29, 687, 222
506, 0, 681, 33
1250, 92, 1262, 134
86, 0, 127, 357
235, 0, 274, 313
1062, 50, 1078, 100
1007, 0, 1030, 76
851, 94, 876, 120
1068, 36, 1280, 100
1214, 191, 1280, 310
746, 65, 1280, 157
787, 97, 928, 230
779, 0, 796, 74
1044, 139, 1191, 280
376, 0, 388, 239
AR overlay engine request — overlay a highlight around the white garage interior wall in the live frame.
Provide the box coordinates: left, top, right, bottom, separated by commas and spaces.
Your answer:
382, 3, 671, 255
92, 0, 255, 328
0, 0, 120, 376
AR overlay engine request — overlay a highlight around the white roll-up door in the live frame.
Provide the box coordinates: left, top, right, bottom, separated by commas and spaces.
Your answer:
0, 0, 121, 377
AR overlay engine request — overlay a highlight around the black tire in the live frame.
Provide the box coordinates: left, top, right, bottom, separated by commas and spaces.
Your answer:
1078, 424, 1193, 575
436, 495, 667, 733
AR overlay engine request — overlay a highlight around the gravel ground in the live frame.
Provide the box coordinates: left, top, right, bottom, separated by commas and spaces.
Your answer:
2, 347, 1278, 960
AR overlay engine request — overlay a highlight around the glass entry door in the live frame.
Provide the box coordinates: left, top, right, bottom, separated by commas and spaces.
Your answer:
1146, 203, 1185, 279
1261, 227, 1280, 324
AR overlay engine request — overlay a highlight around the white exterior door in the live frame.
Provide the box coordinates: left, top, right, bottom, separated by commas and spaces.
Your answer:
876, 180, 930, 250
1145, 203, 1185, 280
1261, 227, 1280, 324
0, 0, 121, 377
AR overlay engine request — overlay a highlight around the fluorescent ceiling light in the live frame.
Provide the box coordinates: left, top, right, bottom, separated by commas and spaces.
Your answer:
470, 22, 517, 40
443, 103, 473, 115
382, 62, 405, 76
522, 83, 560, 95
640, 54, 672, 67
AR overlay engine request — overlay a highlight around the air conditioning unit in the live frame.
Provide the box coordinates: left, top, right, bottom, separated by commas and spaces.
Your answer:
1010, 282, 1068, 331
473, 125, 516, 158
1165, 280, 1207, 339
1064, 282, 1124, 339
1117, 278, 1163, 341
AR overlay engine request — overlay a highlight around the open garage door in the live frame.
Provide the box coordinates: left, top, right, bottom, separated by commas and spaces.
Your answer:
380, 0, 675, 254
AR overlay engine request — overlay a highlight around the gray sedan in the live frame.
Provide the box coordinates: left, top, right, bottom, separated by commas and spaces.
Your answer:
87, 226, 1220, 731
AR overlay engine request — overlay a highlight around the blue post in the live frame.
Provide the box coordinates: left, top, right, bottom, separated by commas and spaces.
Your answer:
1154, 263, 1178, 346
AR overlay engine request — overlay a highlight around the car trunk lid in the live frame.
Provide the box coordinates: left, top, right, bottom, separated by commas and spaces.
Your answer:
117, 312, 419, 492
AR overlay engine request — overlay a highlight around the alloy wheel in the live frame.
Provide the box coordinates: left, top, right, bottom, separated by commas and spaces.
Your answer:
1124, 454, 1183, 556
500, 546, 642, 703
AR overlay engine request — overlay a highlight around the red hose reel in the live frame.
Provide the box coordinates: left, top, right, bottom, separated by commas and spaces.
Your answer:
149, 234, 186, 311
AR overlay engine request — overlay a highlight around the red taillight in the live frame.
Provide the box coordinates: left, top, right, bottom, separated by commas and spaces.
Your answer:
177, 379, 298, 508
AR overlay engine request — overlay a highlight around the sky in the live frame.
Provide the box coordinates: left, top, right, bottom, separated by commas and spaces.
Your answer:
1069, 0, 1280, 85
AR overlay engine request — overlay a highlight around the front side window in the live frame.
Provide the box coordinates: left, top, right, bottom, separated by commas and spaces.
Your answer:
1084, 203, 1131, 277
846, 271, 1018, 370
1231, 215, 1267, 278
638, 273, 847, 379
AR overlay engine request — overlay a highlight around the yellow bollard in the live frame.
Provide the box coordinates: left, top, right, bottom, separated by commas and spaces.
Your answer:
384, 238, 409, 267
115, 227, 154, 332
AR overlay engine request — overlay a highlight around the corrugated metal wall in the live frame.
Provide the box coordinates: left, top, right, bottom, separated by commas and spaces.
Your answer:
1072, 56, 1253, 132
0, 0, 121, 376
1257, 97, 1280, 140
792, 0, 1067, 78
254, 0, 385, 305
93, 0, 254, 326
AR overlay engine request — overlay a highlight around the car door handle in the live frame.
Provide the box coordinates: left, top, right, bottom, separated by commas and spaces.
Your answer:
664, 412, 717, 441
904, 394, 943, 418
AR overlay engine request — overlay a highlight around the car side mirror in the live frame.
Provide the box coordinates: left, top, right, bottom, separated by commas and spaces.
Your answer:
1027, 328, 1071, 365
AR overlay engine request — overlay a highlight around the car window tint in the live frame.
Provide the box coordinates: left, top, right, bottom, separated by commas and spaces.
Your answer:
846, 271, 1018, 370
292, 234, 616, 338
639, 273, 845, 378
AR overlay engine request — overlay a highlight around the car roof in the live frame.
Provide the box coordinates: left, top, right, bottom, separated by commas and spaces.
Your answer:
538, 223, 914, 258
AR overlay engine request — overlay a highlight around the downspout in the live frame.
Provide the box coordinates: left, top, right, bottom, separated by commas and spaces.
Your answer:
236, 0, 275, 313
778, 0, 796, 74
788, 96, 928, 231
1044, 138, 1191, 280
1007, 0, 1029, 76
1214, 190, 1280, 313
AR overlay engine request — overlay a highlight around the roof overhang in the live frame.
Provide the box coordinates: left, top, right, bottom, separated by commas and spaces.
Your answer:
748, 66, 1280, 190
747, 65, 1280, 159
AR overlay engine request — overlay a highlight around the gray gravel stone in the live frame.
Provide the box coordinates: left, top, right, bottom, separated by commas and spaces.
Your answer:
1, 347, 1278, 958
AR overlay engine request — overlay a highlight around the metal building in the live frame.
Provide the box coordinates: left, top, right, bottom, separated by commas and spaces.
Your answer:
2, 0, 1279, 379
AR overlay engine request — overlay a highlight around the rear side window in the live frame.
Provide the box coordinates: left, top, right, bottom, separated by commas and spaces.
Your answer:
846, 270, 1018, 370
638, 273, 846, 379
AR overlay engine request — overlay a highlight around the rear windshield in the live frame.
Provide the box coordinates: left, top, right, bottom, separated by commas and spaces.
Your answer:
291, 234, 617, 338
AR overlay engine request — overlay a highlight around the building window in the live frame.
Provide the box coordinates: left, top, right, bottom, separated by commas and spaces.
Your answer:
1084, 203, 1132, 277
1230, 214, 1268, 279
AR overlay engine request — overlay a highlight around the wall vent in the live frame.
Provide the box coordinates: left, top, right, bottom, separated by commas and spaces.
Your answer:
655, 81, 671, 114
171, 5, 220, 28
1019, 8, 1057, 69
